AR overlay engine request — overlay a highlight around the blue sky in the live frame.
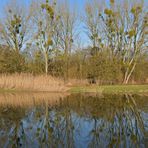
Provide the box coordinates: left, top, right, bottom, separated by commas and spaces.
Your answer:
1, 0, 147, 19
0, 0, 87, 19
0, 0, 147, 17
0, 0, 106, 12
0, 0, 147, 47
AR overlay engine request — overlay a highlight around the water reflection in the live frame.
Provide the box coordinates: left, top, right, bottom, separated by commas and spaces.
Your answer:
0, 93, 147, 148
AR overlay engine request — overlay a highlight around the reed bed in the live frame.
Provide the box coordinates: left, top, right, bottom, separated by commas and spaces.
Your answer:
0, 73, 68, 92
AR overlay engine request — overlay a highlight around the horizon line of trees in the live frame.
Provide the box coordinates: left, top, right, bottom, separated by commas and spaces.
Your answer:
0, 0, 148, 84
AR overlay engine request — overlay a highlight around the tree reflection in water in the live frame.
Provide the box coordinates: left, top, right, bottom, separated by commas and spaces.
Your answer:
0, 93, 147, 148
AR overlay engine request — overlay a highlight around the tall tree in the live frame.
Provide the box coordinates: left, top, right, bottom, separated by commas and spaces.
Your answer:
0, 0, 32, 53
85, 0, 147, 84
84, 0, 105, 55
57, 0, 78, 81
34, 0, 59, 75
121, 1, 147, 84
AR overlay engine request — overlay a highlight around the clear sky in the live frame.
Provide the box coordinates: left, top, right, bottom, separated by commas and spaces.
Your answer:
0, 0, 148, 17
0, 0, 86, 13
0, 0, 92, 17
0, 0, 147, 47
1, 0, 148, 20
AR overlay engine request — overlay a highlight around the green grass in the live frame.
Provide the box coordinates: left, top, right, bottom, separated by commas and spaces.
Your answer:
70, 85, 148, 94
0, 88, 15, 92
1, 85, 148, 94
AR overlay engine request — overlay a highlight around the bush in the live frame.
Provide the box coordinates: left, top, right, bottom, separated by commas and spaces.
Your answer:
0, 47, 26, 73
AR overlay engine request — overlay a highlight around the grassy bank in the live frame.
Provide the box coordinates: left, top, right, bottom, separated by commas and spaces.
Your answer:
70, 85, 148, 94
0, 74, 147, 94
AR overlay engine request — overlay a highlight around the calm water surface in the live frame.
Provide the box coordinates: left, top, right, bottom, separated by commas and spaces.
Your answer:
0, 93, 148, 148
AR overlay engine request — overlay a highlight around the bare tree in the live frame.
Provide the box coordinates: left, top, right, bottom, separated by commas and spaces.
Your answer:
33, 0, 60, 75
85, 0, 147, 84
84, 0, 105, 55
57, 0, 78, 81
121, 1, 147, 84
0, 0, 32, 53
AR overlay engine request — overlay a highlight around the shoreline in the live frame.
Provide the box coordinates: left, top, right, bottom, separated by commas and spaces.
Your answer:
70, 85, 148, 94
0, 84, 148, 94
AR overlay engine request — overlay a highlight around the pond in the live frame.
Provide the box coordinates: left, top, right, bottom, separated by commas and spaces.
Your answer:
0, 92, 148, 148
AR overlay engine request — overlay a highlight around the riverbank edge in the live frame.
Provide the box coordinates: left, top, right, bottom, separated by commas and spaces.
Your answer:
69, 85, 148, 94
0, 85, 148, 94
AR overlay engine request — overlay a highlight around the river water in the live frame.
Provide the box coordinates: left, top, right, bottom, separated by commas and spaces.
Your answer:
0, 93, 147, 148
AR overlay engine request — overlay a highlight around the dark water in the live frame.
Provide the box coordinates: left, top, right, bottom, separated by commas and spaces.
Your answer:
0, 93, 148, 148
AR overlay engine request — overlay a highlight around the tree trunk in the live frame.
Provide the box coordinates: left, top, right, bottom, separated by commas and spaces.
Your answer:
64, 54, 69, 83
125, 63, 136, 84
123, 63, 136, 84
123, 67, 129, 84
64, 40, 69, 83
45, 52, 48, 75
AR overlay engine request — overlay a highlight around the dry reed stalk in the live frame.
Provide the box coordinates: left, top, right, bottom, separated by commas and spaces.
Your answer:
0, 73, 69, 92
66, 79, 89, 86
